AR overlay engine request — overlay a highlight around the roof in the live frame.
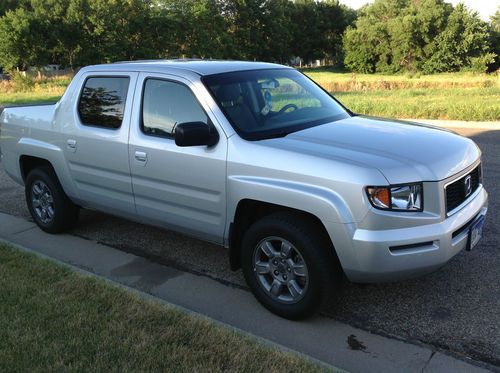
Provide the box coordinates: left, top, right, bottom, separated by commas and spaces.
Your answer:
83, 60, 290, 76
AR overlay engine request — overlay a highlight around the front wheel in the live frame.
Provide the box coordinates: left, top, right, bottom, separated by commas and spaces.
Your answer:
241, 213, 342, 319
25, 166, 79, 233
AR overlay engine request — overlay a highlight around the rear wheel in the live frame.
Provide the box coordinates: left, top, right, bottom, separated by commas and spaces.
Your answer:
241, 213, 342, 319
25, 166, 79, 233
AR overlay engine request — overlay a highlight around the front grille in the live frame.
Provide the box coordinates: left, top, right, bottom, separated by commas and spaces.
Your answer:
445, 165, 481, 214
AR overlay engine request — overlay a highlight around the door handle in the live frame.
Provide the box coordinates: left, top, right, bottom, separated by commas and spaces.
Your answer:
134, 151, 148, 163
67, 139, 77, 152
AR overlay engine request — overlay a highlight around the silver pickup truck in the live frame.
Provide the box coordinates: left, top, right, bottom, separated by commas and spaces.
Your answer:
0, 61, 488, 318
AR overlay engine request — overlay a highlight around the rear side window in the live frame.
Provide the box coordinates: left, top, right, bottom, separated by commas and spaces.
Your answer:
78, 77, 130, 129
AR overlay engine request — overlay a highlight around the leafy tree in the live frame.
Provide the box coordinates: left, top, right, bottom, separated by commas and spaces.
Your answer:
221, 0, 274, 60
423, 4, 492, 73
154, 0, 230, 59
343, 0, 492, 73
489, 7, 500, 71
318, 1, 356, 65
0, 7, 49, 70
0, 0, 357, 70
492, 9, 500, 32
288, 0, 355, 65
0, 0, 27, 16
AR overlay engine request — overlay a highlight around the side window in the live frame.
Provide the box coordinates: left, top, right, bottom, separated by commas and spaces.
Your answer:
142, 79, 208, 138
78, 77, 130, 129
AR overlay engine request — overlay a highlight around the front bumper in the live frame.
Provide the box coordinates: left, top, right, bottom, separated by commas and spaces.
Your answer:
334, 186, 488, 283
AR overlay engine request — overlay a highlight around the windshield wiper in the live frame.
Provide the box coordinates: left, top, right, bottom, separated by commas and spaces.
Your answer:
260, 129, 298, 140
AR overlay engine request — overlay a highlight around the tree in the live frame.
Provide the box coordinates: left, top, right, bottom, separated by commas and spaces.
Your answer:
489, 7, 500, 71
0, 7, 49, 70
287, 0, 355, 65
342, 0, 492, 73
423, 4, 492, 73
0, 0, 357, 70
154, 0, 230, 59
0, 0, 27, 16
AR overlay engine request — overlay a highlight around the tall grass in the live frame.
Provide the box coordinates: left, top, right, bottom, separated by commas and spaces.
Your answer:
304, 69, 499, 91
302, 69, 500, 121
0, 73, 71, 104
336, 87, 500, 121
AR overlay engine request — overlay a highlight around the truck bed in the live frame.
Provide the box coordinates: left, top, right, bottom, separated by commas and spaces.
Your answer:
0, 103, 58, 184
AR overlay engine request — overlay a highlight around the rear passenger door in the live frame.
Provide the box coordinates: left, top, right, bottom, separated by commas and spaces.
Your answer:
128, 73, 227, 243
62, 72, 138, 218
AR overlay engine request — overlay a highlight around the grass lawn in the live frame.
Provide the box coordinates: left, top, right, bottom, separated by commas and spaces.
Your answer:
335, 87, 500, 121
304, 69, 500, 121
0, 243, 330, 372
0, 92, 63, 105
1, 70, 498, 121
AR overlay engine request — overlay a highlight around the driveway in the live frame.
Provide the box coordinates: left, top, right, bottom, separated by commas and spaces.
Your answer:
0, 126, 498, 367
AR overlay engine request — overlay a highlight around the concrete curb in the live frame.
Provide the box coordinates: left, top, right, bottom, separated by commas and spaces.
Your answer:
0, 212, 494, 373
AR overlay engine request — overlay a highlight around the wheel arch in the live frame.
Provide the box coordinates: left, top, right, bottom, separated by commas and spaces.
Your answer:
19, 155, 55, 182
16, 137, 79, 200
228, 199, 340, 271
226, 176, 354, 271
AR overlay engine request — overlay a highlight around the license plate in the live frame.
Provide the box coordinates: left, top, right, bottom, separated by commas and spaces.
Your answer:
467, 215, 485, 251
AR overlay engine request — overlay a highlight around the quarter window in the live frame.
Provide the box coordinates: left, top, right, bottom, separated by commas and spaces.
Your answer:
142, 79, 208, 138
78, 77, 130, 129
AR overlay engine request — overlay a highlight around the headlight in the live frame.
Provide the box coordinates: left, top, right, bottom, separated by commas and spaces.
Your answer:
366, 183, 423, 211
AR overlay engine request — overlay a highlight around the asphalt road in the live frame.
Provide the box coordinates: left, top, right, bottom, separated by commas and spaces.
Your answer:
0, 127, 498, 367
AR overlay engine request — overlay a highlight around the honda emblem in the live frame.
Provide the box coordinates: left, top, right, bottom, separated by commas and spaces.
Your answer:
464, 175, 472, 197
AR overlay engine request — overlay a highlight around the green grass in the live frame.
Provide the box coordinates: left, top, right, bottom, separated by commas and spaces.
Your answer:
302, 69, 500, 121
0, 243, 330, 372
1, 70, 499, 120
335, 87, 500, 121
303, 69, 498, 89
0, 92, 62, 105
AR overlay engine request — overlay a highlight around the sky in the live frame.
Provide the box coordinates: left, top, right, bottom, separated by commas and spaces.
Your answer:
338, 0, 499, 21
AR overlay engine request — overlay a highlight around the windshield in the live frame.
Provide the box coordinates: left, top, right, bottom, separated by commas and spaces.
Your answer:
202, 69, 350, 140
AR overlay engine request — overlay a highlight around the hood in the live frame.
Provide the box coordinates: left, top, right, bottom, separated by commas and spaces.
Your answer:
261, 116, 480, 184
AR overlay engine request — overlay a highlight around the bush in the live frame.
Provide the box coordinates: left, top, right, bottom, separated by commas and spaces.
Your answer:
11, 72, 35, 92
466, 53, 497, 73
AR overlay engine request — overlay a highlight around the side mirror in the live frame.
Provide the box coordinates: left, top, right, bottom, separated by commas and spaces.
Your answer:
174, 121, 219, 147
260, 78, 280, 89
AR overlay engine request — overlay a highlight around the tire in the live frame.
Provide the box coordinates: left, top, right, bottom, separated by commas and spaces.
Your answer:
25, 166, 79, 233
241, 213, 342, 319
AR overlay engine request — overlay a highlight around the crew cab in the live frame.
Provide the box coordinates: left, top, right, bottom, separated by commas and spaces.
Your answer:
0, 61, 488, 318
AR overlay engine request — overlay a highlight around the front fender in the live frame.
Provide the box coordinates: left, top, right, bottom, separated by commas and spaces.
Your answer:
226, 175, 366, 275
227, 175, 355, 226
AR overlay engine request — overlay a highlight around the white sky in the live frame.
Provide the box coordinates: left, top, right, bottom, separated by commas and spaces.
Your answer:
338, 0, 499, 21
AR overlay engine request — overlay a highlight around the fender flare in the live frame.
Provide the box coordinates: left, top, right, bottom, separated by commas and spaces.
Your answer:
17, 137, 79, 199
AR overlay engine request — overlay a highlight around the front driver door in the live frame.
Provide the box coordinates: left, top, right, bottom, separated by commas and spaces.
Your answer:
128, 73, 227, 243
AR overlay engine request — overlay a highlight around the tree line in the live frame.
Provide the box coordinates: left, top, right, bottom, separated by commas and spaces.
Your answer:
0, 0, 498, 74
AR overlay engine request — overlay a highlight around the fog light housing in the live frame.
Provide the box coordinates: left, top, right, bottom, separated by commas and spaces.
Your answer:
366, 183, 423, 211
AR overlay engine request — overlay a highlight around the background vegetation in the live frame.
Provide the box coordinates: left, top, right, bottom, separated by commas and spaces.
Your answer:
0, 1, 498, 121
0, 0, 498, 74
1, 69, 498, 121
